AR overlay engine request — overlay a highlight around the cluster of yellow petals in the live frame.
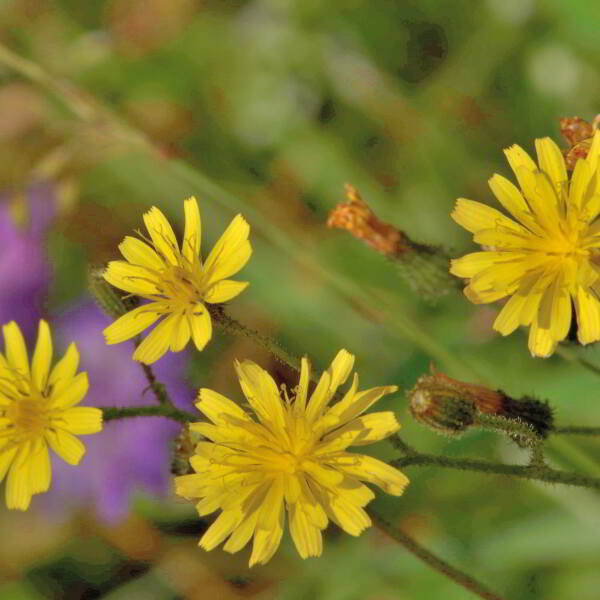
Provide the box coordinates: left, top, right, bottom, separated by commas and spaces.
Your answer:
175, 349, 408, 566
0, 320, 102, 510
451, 131, 600, 357
103, 197, 251, 364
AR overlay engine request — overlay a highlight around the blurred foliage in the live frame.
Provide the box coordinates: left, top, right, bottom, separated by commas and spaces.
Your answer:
0, 0, 600, 599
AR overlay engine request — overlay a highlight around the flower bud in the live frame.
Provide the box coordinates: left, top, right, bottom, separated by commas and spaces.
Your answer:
408, 375, 477, 435
88, 267, 139, 318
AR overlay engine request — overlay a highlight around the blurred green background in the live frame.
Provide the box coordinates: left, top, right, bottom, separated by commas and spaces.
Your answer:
1, 0, 600, 598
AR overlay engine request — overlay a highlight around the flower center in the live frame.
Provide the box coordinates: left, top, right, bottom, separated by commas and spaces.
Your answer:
273, 450, 302, 475
158, 266, 203, 306
5, 393, 50, 440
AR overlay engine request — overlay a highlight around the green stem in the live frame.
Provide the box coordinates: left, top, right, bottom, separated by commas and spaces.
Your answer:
102, 405, 197, 424
553, 425, 600, 435
211, 307, 306, 375
392, 453, 600, 490
369, 510, 507, 600
475, 413, 541, 446
139, 360, 171, 407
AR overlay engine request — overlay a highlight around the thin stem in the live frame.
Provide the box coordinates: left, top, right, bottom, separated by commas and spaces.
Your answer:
555, 346, 600, 378
140, 362, 171, 407
553, 426, 600, 435
211, 307, 307, 377
103, 405, 197, 424
475, 413, 541, 447
392, 453, 600, 490
369, 510, 507, 600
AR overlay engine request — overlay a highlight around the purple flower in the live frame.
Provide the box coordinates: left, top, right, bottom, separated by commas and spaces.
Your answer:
44, 301, 194, 522
0, 184, 53, 335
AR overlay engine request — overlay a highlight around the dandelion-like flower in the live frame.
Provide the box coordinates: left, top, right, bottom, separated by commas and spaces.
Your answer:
450, 131, 600, 357
103, 197, 251, 364
175, 349, 408, 566
0, 320, 102, 510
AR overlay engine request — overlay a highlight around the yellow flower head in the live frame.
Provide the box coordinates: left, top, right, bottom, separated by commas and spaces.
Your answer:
175, 349, 408, 566
103, 197, 251, 364
450, 131, 600, 357
0, 320, 102, 510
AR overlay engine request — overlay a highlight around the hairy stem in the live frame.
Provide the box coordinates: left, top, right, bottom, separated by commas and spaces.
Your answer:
392, 453, 600, 490
102, 405, 196, 424
553, 425, 600, 435
369, 510, 508, 600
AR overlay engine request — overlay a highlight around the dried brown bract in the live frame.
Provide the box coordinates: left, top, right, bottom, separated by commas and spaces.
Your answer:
559, 115, 600, 170
327, 184, 408, 257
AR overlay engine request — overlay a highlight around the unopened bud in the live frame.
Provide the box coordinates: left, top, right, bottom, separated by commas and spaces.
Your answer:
408, 375, 476, 435
409, 369, 554, 440
88, 267, 139, 318
171, 426, 201, 475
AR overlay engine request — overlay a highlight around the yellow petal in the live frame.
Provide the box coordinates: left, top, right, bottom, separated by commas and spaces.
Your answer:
514, 168, 560, 234
288, 504, 323, 559
104, 303, 162, 345
48, 342, 79, 388
45, 429, 86, 465
203, 214, 251, 286
305, 350, 354, 423
528, 319, 556, 358
488, 174, 542, 234
0, 446, 18, 483
223, 509, 260, 554
585, 130, 600, 178
535, 136, 568, 196
119, 236, 164, 271
493, 293, 529, 336
200, 510, 242, 551
450, 251, 528, 279
575, 287, 600, 345
250, 477, 284, 566
133, 313, 179, 364
323, 412, 400, 446
203, 280, 249, 304
31, 320, 52, 392
196, 388, 251, 425
3, 321, 29, 378
537, 274, 571, 341
503, 143, 538, 190
170, 311, 191, 352
189, 303, 212, 351
328, 495, 371, 536
568, 157, 593, 213
27, 440, 51, 494
182, 196, 201, 264
326, 385, 398, 426
332, 454, 409, 496
142, 206, 179, 265
57, 407, 103, 435
293, 357, 311, 416
235, 359, 285, 431
451, 198, 527, 235
103, 261, 161, 296
50, 372, 88, 409
5, 445, 33, 510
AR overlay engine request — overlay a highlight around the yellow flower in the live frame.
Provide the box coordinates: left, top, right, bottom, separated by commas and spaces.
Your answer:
175, 349, 408, 566
450, 131, 600, 357
103, 197, 251, 364
0, 320, 102, 510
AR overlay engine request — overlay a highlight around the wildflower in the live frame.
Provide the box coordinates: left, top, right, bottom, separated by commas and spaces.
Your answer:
45, 302, 190, 522
175, 349, 408, 566
103, 197, 251, 364
0, 320, 102, 510
450, 131, 600, 357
